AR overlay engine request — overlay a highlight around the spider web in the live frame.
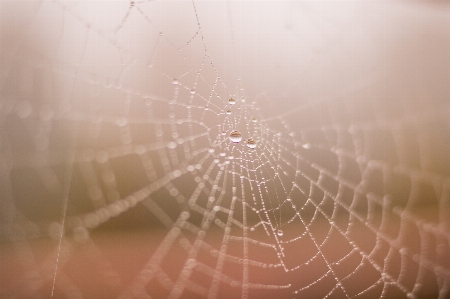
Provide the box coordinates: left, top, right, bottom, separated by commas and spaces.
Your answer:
1, 1, 450, 299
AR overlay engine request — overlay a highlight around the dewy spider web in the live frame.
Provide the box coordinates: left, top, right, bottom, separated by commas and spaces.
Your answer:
1, 1, 450, 299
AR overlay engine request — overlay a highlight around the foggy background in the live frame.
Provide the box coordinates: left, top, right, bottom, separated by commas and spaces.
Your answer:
1, 1, 450, 299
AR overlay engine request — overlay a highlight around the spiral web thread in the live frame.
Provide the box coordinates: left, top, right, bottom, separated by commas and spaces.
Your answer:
1, 1, 450, 299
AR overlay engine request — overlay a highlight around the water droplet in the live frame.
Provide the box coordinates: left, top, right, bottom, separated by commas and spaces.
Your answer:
190, 89, 196, 95
246, 138, 256, 149
302, 143, 311, 149
252, 117, 257, 123
229, 131, 242, 143
167, 141, 177, 149
277, 229, 284, 237
213, 206, 221, 212
186, 259, 196, 267
159, 32, 163, 36
172, 79, 179, 85
250, 227, 255, 231
180, 211, 190, 220
228, 97, 236, 105
226, 109, 231, 115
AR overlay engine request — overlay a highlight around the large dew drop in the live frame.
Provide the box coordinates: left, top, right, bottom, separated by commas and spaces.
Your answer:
229, 130, 242, 143
228, 97, 236, 105
277, 229, 284, 237
246, 138, 256, 149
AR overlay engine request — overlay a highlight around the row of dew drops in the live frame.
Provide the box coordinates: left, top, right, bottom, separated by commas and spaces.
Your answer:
228, 97, 257, 149
172, 77, 259, 149
227, 97, 285, 238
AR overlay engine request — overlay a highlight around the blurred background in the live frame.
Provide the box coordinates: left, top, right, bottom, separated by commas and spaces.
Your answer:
1, 1, 450, 298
